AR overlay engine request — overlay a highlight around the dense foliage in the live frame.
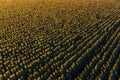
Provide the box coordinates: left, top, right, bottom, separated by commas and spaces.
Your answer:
0, 0, 120, 80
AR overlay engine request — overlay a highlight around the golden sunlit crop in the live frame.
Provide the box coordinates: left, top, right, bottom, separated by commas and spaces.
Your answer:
0, 0, 120, 80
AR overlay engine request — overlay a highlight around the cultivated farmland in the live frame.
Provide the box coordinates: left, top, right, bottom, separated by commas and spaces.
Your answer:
0, 0, 120, 80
